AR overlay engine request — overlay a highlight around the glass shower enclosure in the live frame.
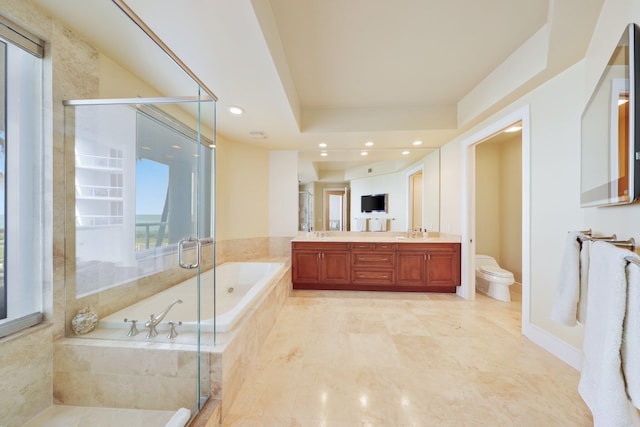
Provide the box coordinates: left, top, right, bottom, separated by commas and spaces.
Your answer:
57, 0, 218, 419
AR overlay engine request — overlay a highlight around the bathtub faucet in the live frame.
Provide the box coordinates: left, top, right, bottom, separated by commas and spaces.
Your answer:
144, 299, 183, 338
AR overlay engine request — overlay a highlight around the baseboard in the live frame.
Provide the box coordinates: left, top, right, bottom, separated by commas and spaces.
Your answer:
524, 322, 583, 371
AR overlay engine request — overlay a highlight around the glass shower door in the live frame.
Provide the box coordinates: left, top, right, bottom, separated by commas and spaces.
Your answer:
64, 95, 215, 416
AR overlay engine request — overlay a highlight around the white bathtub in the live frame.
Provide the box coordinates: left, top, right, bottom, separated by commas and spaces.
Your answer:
100, 262, 286, 333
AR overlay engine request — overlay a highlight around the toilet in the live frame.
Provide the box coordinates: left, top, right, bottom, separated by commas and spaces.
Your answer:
475, 254, 515, 302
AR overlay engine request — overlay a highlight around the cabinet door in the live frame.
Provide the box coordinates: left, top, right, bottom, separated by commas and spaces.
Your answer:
425, 245, 461, 290
396, 251, 426, 286
321, 250, 350, 284
292, 250, 321, 284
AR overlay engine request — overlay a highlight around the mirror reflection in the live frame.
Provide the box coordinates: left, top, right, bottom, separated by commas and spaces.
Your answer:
581, 23, 639, 206
298, 149, 440, 232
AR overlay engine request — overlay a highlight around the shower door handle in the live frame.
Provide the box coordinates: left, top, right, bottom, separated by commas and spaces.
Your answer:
178, 236, 201, 269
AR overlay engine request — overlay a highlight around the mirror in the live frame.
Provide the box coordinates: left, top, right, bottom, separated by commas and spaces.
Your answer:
581, 23, 640, 207
298, 149, 440, 232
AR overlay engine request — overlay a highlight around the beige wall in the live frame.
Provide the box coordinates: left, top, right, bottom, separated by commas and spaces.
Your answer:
215, 134, 270, 240
475, 143, 501, 258
499, 136, 522, 282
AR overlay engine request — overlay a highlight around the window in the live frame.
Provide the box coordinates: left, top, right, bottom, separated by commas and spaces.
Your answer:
0, 16, 45, 338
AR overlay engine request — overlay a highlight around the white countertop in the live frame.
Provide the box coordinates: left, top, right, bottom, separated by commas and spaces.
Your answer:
291, 231, 461, 244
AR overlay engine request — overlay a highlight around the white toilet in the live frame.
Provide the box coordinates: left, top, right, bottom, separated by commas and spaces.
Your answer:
475, 254, 515, 302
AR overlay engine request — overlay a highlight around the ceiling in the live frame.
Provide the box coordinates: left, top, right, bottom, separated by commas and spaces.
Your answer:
32, 0, 603, 181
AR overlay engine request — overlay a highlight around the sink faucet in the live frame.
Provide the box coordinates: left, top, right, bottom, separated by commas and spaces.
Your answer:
145, 299, 182, 338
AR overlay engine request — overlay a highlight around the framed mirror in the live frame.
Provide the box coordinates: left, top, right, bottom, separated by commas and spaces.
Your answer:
581, 23, 640, 207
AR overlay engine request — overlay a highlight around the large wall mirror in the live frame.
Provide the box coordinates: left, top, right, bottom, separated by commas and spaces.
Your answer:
298, 149, 440, 232
581, 23, 640, 207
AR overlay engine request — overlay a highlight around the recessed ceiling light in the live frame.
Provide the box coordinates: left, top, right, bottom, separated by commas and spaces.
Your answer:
320, 152, 328, 157
412, 140, 422, 146
361, 151, 368, 156
229, 106, 244, 115
504, 125, 522, 133
365, 141, 374, 147
402, 151, 410, 155
319, 142, 327, 148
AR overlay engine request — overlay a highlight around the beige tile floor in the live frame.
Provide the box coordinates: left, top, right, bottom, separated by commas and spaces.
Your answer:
222, 286, 592, 426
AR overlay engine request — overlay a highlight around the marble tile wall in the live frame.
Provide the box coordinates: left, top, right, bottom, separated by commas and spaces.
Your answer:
53, 339, 205, 410
216, 265, 291, 419
0, 325, 53, 427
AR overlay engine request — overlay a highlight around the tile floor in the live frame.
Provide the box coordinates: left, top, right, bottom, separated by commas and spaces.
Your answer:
222, 286, 592, 426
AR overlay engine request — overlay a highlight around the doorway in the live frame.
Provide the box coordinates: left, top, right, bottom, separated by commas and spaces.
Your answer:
461, 105, 531, 334
324, 188, 348, 231
409, 171, 423, 231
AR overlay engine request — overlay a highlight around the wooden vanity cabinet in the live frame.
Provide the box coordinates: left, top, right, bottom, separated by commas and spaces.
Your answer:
292, 240, 460, 292
396, 243, 460, 292
292, 242, 350, 289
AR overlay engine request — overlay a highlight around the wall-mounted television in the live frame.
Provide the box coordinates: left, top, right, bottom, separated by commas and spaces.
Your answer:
361, 193, 387, 213
581, 23, 640, 207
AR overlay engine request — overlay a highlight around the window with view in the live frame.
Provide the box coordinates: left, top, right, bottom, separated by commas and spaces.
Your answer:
0, 17, 45, 338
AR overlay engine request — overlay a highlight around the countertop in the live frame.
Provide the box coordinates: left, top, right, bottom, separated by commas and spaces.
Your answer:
291, 231, 461, 244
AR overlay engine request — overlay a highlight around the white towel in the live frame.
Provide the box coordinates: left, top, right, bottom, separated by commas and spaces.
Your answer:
578, 241, 640, 426
354, 218, 367, 232
551, 232, 582, 326
577, 239, 591, 324
369, 218, 383, 232
164, 407, 191, 427
623, 260, 640, 409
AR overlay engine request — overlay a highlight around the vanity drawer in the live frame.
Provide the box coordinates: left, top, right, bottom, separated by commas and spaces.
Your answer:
351, 269, 394, 284
351, 251, 395, 267
350, 242, 395, 251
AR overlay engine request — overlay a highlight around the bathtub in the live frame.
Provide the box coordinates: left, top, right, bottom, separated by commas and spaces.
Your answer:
100, 262, 286, 333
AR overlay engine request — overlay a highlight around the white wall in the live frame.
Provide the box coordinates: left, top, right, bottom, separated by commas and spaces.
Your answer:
269, 150, 298, 237
350, 172, 406, 231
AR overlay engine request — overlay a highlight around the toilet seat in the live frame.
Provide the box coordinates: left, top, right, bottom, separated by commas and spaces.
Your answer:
478, 264, 513, 279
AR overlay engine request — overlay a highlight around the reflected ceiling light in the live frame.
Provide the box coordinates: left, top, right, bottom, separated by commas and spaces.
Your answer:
141, 146, 151, 151
229, 105, 244, 115
171, 144, 182, 149
504, 125, 522, 133
619, 97, 629, 105
365, 141, 374, 147
412, 140, 422, 146
402, 151, 410, 155
320, 152, 328, 157
319, 142, 327, 148
193, 153, 199, 158
209, 144, 216, 148
360, 151, 368, 156
167, 155, 174, 159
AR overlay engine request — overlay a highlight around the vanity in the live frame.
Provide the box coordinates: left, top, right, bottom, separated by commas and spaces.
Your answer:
291, 232, 461, 292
